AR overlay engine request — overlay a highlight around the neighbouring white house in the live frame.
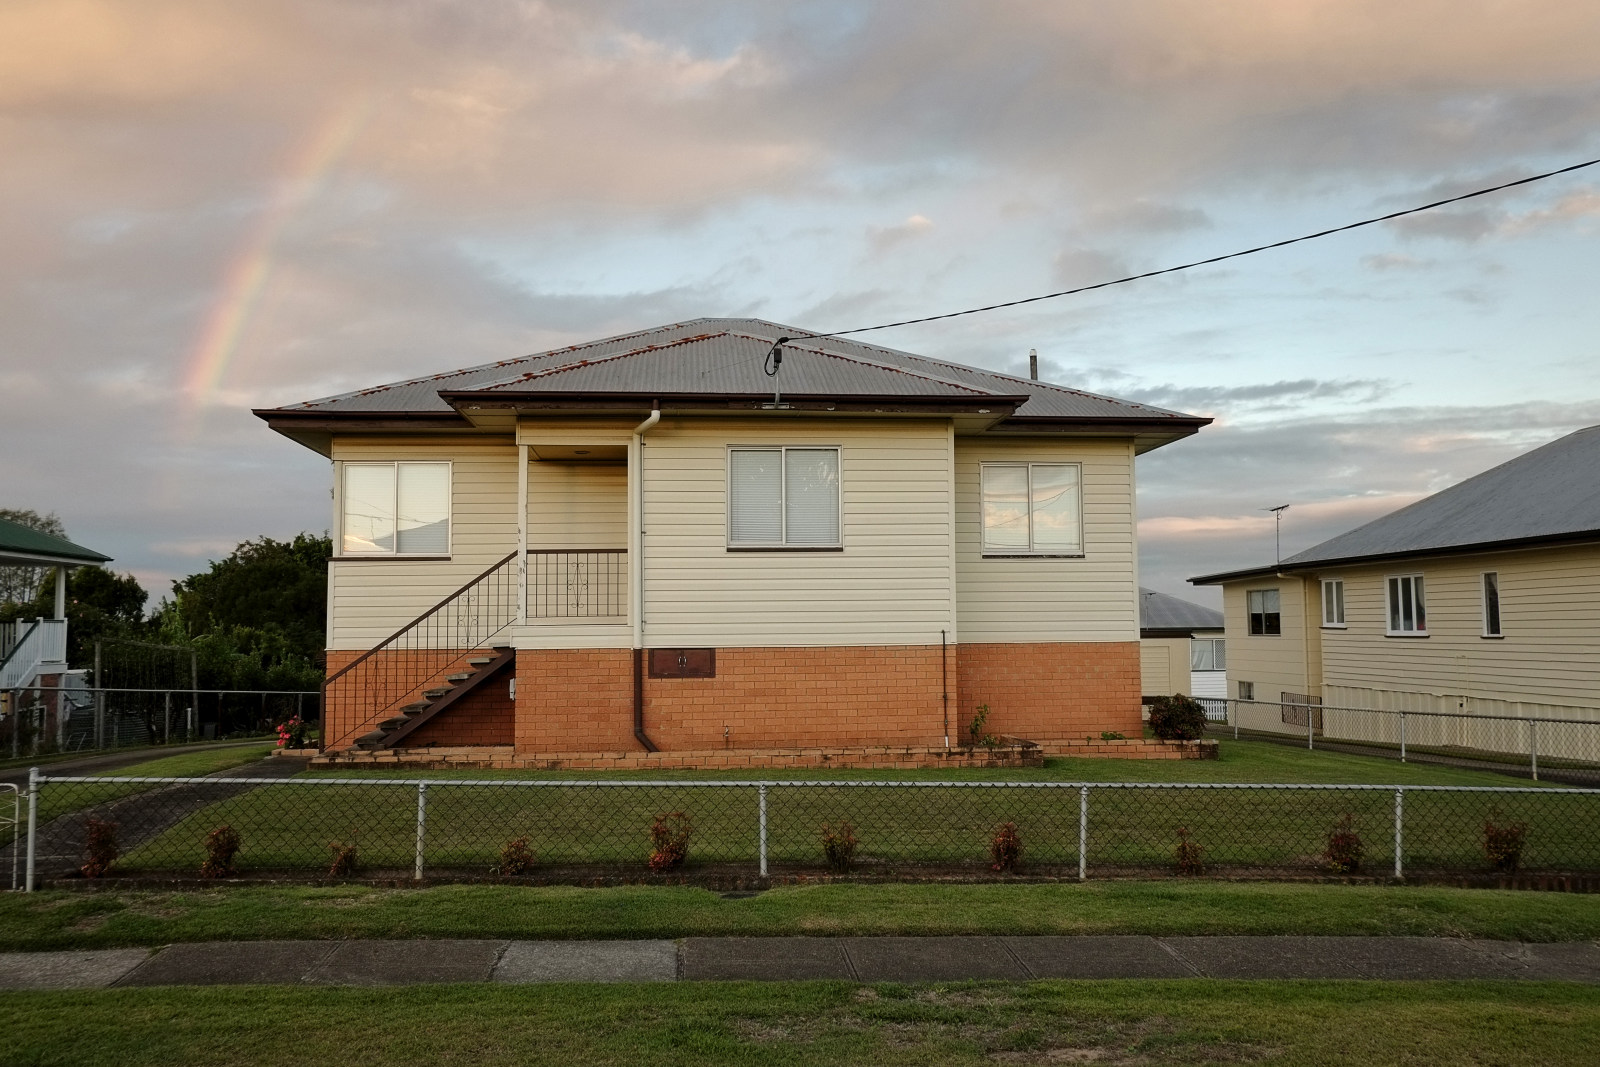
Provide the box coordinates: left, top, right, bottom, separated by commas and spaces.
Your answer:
1, 517, 112, 746
1138, 587, 1225, 699
256, 318, 1210, 765
1190, 424, 1600, 746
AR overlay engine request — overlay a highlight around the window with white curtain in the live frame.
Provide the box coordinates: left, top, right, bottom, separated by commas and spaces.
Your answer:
1190, 638, 1226, 671
980, 462, 1083, 556
1321, 579, 1346, 627
1386, 574, 1427, 635
728, 447, 841, 547
341, 462, 451, 555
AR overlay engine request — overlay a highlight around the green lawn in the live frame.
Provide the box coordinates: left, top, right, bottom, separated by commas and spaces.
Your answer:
5, 980, 1599, 1066
4, 881, 1599, 952
1, 745, 277, 848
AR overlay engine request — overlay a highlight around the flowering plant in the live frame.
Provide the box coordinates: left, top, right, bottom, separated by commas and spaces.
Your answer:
276, 716, 310, 749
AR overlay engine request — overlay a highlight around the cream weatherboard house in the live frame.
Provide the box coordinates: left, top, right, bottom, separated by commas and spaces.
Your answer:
1137, 588, 1225, 699
1191, 424, 1600, 742
257, 319, 1207, 764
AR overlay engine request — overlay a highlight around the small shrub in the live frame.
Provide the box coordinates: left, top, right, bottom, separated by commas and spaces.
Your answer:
493, 835, 536, 876
328, 840, 360, 877
81, 818, 119, 878
1175, 827, 1205, 876
968, 704, 998, 749
275, 716, 310, 749
1484, 812, 1529, 873
1323, 814, 1364, 874
1148, 695, 1208, 741
200, 825, 242, 879
821, 821, 859, 872
648, 812, 691, 872
1099, 731, 1126, 741
990, 822, 1023, 873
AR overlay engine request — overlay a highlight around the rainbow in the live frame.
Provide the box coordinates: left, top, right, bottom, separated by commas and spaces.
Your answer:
181, 96, 372, 413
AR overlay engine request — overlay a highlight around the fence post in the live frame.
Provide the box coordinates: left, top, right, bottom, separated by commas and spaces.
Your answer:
758, 784, 768, 878
413, 783, 428, 881
1529, 721, 1539, 782
1078, 786, 1089, 882
1392, 788, 1404, 881
1399, 711, 1407, 762
163, 691, 172, 745
1306, 703, 1314, 750
25, 767, 38, 893
1231, 701, 1238, 741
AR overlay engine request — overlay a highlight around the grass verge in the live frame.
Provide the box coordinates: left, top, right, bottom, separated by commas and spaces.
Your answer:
4, 881, 1599, 952
5, 980, 1600, 1066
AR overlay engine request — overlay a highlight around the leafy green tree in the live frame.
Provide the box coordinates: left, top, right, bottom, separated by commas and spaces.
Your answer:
152, 534, 330, 691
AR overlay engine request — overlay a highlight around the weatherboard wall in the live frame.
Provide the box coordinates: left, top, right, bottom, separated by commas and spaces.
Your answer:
954, 436, 1139, 644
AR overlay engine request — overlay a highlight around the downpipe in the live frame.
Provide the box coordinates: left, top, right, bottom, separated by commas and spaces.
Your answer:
632, 402, 661, 753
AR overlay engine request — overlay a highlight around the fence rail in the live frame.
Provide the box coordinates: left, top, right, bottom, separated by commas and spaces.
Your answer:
1, 686, 319, 758
14, 773, 1599, 889
1197, 698, 1600, 786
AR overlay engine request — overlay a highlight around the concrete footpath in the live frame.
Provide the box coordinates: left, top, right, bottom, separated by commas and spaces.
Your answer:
4, 936, 1600, 989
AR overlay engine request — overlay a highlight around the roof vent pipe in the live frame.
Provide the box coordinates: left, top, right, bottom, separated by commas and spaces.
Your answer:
1028, 349, 1038, 381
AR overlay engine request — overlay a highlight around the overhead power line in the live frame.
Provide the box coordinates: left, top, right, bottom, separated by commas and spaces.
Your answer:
784, 155, 1600, 344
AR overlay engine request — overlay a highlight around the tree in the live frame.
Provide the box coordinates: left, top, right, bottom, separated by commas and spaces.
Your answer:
152, 534, 330, 691
0, 508, 67, 606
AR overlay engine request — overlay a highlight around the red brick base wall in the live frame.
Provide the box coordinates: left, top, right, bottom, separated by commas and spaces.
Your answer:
330, 640, 1144, 757
956, 641, 1143, 744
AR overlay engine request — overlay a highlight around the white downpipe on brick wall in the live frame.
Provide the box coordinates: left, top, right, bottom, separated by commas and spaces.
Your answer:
630, 404, 661, 648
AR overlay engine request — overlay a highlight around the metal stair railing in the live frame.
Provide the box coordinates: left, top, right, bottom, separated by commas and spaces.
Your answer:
322, 551, 519, 753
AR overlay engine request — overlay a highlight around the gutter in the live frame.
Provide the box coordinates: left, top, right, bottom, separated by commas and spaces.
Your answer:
631, 402, 662, 753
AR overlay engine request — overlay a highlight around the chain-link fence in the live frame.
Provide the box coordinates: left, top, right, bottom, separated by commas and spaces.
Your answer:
1198, 698, 1600, 786
1, 686, 319, 758
13, 774, 1599, 888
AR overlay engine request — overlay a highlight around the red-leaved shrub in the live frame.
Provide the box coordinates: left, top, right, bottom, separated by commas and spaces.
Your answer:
81, 818, 119, 878
649, 812, 691, 872
200, 825, 242, 879
990, 822, 1023, 872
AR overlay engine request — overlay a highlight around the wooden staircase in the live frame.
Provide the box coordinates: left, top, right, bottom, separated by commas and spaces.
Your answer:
353, 646, 514, 751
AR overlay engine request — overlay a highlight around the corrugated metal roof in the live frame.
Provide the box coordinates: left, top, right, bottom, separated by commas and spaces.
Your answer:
1139, 587, 1224, 632
0, 518, 112, 565
276, 318, 1196, 422
1192, 424, 1600, 583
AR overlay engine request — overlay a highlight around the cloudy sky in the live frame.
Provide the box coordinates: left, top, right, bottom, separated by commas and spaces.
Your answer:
5, 0, 1600, 609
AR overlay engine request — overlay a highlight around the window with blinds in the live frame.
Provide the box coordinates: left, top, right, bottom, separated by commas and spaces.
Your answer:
341, 461, 451, 555
728, 447, 841, 548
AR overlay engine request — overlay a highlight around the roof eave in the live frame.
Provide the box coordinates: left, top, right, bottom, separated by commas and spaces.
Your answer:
1191, 527, 1600, 585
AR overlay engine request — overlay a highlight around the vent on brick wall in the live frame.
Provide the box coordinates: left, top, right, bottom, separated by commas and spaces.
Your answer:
649, 649, 716, 678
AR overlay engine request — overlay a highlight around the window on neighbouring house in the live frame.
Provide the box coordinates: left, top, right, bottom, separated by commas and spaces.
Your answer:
1238, 680, 1255, 701
980, 462, 1083, 555
1386, 574, 1427, 635
1190, 638, 1226, 671
1247, 589, 1281, 635
728, 447, 841, 547
1482, 571, 1502, 637
1321, 579, 1345, 627
341, 462, 451, 555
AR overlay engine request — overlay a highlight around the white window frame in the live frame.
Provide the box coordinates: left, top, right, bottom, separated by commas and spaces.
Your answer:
725, 446, 843, 550
1320, 578, 1346, 628
1190, 637, 1226, 672
1247, 588, 1281, 636
336, 460, 453, 558
1385, 573, 1428, 637
1481, 571, 1503, 638
979, 461, 1085, 557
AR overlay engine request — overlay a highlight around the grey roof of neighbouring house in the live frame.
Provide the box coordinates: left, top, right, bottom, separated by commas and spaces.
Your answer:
260, 318, 1201, 425
0, 517, 111, 568
1191, 424, 1600, 584
1139, 588, 1224, 634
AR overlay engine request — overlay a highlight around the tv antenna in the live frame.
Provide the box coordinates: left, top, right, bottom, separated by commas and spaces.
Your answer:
1262, 504, 1290, 568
